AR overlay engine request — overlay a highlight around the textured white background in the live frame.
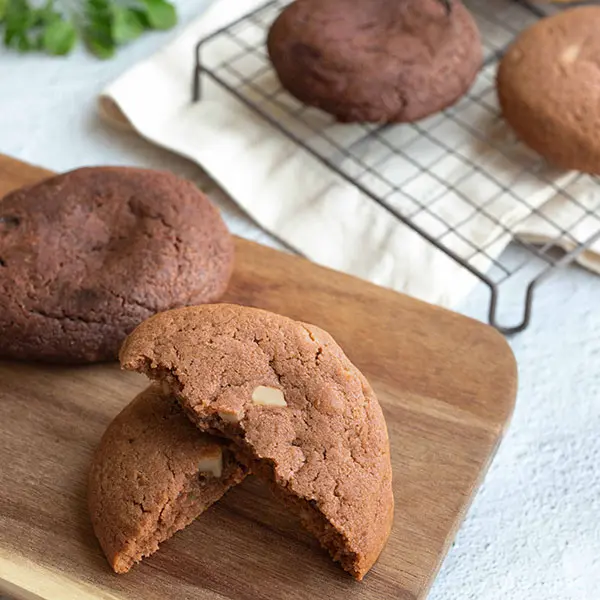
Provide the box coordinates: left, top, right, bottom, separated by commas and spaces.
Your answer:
0, 1, 599, 598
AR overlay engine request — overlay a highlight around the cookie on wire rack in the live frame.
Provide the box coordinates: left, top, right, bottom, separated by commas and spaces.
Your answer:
497, 6, 600, 174
267, 0, 482, 123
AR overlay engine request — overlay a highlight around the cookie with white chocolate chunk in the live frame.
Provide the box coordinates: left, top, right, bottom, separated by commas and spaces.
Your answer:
119, 303, 394, 580
88, 384, 247, 573
497, 6, 600, 173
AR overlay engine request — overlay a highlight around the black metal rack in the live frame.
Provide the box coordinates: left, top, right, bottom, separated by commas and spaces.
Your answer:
192, 0, 600, 334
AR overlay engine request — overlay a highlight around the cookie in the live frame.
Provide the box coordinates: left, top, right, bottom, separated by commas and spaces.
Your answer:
0, 167, 234, 363
88, 384, 247, 573
497, 7, 600, 173
267, 0, 482, 123
120, 304, 394, 580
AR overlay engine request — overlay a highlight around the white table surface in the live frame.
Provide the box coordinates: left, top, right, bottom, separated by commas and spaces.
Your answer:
0, 2, 599, 598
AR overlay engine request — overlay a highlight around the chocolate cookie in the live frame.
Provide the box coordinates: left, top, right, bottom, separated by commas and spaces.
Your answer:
88, 385, 247, 573
120, 304, 394, 580
267, 0, 482, 123
497, 7, 600, 173
0, 167, 234, 363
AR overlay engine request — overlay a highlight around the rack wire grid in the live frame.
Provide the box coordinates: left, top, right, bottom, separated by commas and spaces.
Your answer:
192, 0, 600, 334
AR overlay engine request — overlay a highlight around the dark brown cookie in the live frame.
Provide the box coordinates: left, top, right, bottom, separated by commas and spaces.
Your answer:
0, 167, 234, 363
497, 7, 600, 173
88, 384, 247, 573
267, 0, 482, 123
120, 304, 394, 581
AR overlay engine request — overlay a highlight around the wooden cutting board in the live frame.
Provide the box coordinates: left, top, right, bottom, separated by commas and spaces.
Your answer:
0, 155, 517, 600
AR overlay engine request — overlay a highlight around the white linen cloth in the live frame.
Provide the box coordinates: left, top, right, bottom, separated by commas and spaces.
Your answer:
99, 0, 600, 308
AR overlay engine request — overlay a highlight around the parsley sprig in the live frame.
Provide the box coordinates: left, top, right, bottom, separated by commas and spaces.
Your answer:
0, 0, 177, 58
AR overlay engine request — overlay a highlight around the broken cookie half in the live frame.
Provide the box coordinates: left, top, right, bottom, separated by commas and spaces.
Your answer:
88, 384, 247, 573
120, 303, 394, 580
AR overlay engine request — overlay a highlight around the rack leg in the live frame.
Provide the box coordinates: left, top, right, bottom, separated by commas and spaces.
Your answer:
487, 281, 535, 336
192, 66, 202, 102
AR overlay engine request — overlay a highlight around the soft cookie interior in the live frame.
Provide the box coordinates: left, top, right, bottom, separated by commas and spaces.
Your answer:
88, 385, 247, 573
120, 304, 394, 580
188, 409, 374, 580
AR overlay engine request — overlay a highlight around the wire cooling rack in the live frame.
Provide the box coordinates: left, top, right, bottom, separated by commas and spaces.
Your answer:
192, 0, 600, 334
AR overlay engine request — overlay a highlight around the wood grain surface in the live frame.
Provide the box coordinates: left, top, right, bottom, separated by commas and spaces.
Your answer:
0, 155, 517, 600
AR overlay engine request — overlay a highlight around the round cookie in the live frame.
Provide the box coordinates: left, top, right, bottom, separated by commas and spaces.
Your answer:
497, 7, 600, 173
88, 384, 247, 573
120, 304, 394, 580
0, 167, 234, 363
267, 0, 482, 123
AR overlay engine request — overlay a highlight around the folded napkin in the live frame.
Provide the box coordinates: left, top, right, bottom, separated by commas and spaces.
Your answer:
100, 0, 600, 309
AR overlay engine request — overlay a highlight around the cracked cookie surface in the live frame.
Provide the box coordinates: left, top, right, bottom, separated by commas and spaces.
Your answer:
497, 6, 600, 173
0, 167, 234, 363
88, 384, 247, 574
267, 0, 481, 123
120, 303, 394, 580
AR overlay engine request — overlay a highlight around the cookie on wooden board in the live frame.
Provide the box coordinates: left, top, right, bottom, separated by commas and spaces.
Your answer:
497, 6, 600, 173
0, 167, 234, 363
120, 303, 394, 580
267, 0, 482, 123
88, 384, 247, 573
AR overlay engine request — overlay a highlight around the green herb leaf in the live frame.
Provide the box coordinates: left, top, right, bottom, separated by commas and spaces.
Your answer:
16, 31, 30, 50
32, 0, 58, 26
42, 17, 76, 55
4, 0, 34, 48
86, 0, 111, 22
0, 0, 8, 23
1, 0, 178, 59
111, 5, 144, 44
87, 17, 111, 40
87, 0, 110, 11
128, 7, 150, 29
85, 29, 115, 59
138, 0, 176, 30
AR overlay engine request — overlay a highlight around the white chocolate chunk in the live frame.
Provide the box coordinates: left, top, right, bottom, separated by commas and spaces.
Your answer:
218, 411, 240, 423
197, 448, 223, 478
252, 386, 287, 407
561, 44, 581, 66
